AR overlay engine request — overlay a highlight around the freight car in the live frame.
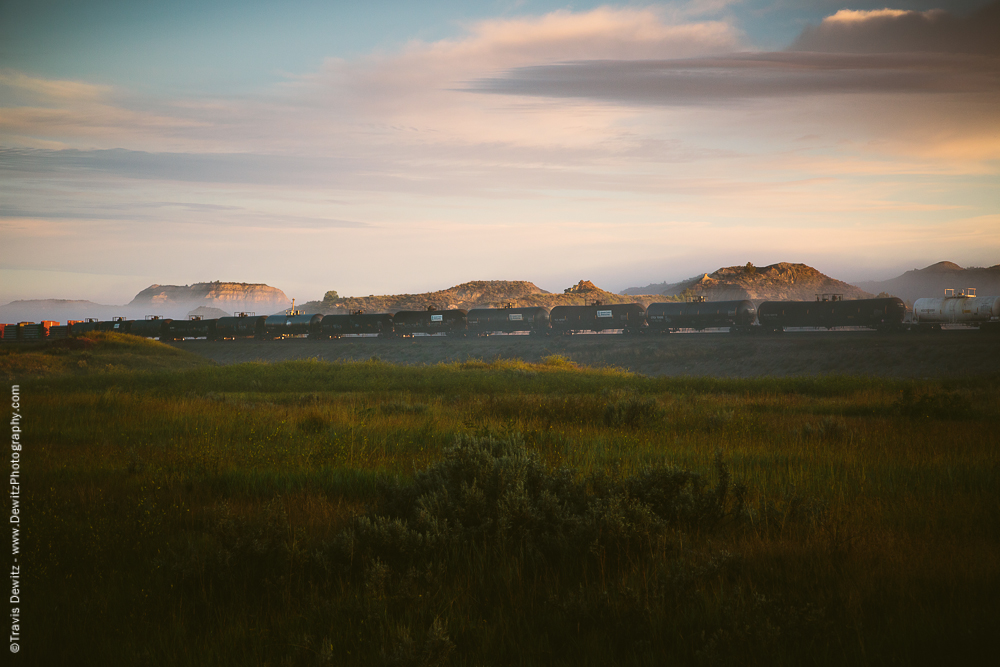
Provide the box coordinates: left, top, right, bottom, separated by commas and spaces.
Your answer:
646, 299, 756, 334
261, 312, 323, 340
318, 311, 394, 338
757, 295, 906, 332
128, 316, 171, 339
67, 319, 101, 336
549, 303, 645, 334
1, 321, 64, 341
164, 316, 217, 341
912, 289, 1000, 331
216, 313, 266, 340
392, 308, 468, 336
466, 306, 550, 335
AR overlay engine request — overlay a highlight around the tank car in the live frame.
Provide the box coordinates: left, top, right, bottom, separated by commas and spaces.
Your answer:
68, 319, 101, 336
391, 309, 468, 336
549, 303, 645, 334
94, 317, 130, 333
912, 289, 1000, 331
163, 316, 218, 341
466, 307, 550, 335
758, 295, 906, 332
318, 311, 394, 338
646, 299, 756, 333
261, 313, 323, 340
127, 316, 171, 339
216, 313, 266, 339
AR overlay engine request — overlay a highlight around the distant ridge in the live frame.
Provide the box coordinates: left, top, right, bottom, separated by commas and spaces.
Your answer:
304, 279, 660, 314
623, 262, 872, 303
855, 262, 1000, 304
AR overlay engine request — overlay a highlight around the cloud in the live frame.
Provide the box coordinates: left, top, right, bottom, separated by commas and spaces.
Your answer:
468, 52, 1000, 104
790, 1, 1000, 55
0, 69, 205, 150
468, 3, 1000, 105
460, 6, 1000, 162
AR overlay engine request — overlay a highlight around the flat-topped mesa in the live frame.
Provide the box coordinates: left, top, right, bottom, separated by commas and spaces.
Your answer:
128, 282, 291, 311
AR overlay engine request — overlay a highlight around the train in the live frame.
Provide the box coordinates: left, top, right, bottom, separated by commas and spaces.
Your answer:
4, 289, 998, 343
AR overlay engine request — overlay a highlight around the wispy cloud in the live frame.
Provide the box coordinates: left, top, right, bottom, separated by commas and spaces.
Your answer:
791, 2, 1000, 55
469, 52, 1000, 102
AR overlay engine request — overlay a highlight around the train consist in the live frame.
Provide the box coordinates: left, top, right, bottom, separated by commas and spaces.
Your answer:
4, 289, 998, 343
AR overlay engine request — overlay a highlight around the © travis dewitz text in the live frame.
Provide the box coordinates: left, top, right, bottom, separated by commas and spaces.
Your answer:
10, 566, 19, 643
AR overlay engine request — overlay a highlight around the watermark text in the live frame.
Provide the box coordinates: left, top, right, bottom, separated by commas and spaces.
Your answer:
10, 385, 21, 655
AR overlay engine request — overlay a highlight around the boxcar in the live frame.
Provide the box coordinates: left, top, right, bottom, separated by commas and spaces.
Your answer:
646, 300, 756, 333
392, 309, 468, 336
466, 307, 550, 335
549, 304, 646, 334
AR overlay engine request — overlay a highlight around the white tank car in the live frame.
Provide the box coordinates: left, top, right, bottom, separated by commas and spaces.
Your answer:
913, 289, 1000, 325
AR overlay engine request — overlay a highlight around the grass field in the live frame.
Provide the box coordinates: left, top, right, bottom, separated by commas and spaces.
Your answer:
10, 333, 1000, 665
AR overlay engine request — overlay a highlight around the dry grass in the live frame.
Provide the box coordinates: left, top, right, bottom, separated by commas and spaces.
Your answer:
11, 334, 999, 665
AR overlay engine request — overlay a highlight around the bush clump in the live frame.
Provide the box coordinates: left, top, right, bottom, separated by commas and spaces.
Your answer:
334, 433, 744, 577
603, 394, 666, 429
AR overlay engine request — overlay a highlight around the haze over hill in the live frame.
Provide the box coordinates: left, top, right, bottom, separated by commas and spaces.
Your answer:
0, 299, 122, 324
855, 262, 1000, 304
623, 262, 872, 303
1, 282, 291, 322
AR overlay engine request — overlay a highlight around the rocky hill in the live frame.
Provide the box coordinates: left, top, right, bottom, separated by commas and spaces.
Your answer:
303, 279, 664, 314
854, 262, 1000, 304
128, 282, 291, 317
623, 262, 872, 303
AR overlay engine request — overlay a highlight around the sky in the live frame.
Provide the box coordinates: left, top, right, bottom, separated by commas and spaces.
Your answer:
1, 0, 998, 305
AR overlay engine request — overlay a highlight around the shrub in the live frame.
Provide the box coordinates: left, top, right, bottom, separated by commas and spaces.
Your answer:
333, 433, 745, 577
604, 394, 666, 429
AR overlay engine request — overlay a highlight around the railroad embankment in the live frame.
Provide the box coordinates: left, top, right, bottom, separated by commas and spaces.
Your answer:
171, 330, 1000, 379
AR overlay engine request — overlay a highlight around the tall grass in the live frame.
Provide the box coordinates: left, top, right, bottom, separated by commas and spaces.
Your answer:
14, 336, 1000, 665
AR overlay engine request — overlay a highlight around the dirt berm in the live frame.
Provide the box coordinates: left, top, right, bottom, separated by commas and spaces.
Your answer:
170, 330, 1000, 378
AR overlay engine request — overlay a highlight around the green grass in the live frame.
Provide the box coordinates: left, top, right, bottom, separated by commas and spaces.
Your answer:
12, 334, 1000, 665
